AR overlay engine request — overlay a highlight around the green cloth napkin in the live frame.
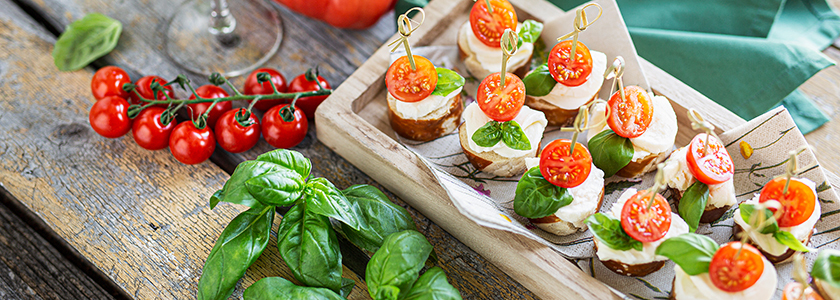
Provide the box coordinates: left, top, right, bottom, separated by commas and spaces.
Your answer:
395, 0, 840, 133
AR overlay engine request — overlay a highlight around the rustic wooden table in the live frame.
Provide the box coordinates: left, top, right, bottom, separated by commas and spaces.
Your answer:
1, 0, 839, 299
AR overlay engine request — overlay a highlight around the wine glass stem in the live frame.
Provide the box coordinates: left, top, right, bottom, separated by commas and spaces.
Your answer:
210, 0, 236, 36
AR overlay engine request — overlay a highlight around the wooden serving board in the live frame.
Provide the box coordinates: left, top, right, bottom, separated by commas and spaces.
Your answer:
316, 0, 840, 298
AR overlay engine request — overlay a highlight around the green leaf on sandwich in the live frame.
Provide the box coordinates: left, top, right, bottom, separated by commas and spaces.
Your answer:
431, 67, 465, 97
812, 249, 840, 288
740, 203, 809, 252
516, 20, 544, 47
679, 181, 709, 233
471, 120, 531, 151
514, 167, 573, 219
522, 64, 555, 97
588, 129, 634, 177
655, 233, 719, 276
585, 213, 643, 251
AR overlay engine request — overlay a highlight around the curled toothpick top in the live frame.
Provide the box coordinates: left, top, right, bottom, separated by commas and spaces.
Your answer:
604, 56, 626, 103
557, 3, 602, 68
388, 7, 426, 70
782, 145, 815, 194
499, 28, 518, 88
687, 109, 722, 157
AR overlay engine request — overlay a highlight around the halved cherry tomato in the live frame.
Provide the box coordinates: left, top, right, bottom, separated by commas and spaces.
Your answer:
476, 72, 525, 122
547, 40, 593, 87
606, 85, 653, 138
187, 85, 232, 128
782, 282, 824, 300
129, 75, 174, 107
91, 66, 131, 100
244, 68, 287, 111
686, 133, 734, 185
620, 190, 671, 242
169, 121, 215, 165
215, 109, 260, 154
539, 139, 592, 188
759, 177, 816, 228
385, 56, 437, 103
469, 0, 517, 47
709, 242, 764, 292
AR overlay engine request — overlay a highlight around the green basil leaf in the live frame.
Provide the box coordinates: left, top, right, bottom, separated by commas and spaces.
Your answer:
242, 277, 344, 300
812, 249, 840, 288
654, 233, 719, 276
214, 160, 292, 208
53, 13, 122, 71
256, 149, 311, 179
197, 205, 274, 300
277, 202, 346, 293
367, 230, 433, 300
773, 231, 810, 252
585, 213, 643, 251
471, 121, 502, 147
431, 68, 465, 97
245, 169, 305, 206
340, 185, 417, 253
209, 189, 223, 209
339, 278, 355, 298
588, 129, 634, 177
517, 20, 544, 45
403, 267, 463, 300
304, 178, 363, 230
739, 203, 779, 234
679, 182, 709, 233
522, 64, 555, 97
501, 121, 531, 150
514, 167, 573, 218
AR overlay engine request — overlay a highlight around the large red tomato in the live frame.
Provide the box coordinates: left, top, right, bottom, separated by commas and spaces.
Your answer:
273, 0, 395, 29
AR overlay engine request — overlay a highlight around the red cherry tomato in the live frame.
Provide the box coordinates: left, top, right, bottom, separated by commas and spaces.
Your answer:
759, 177, 816, 228
539, 139, 592, 188
606, 86, 653, 138
91, 66, 131, 100
262, 105, 308, 149
169, 121, 216, 165
547, 40, 593, 87
476, 72, 526, 122
287, 73, 331, 120
215, 109, 261, 153
709, 242, 764, 292
89, 96, 131, 138
244, 68, 287, 111
782, 282, 824, 300
131, 107, 176, 150
187, 85, 231, 128
385, 56, 438, 103
685, 133, 734, 185
620, 190, 672, 242
129, 75, 174, 107
468, 0, 517, 47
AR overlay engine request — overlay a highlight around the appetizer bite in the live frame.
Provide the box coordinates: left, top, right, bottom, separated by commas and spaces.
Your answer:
662, 110, 736, 231
585, 167, 689, 276
457, 0, 543, 80
657, 234, 777, 300
807, 250, 840, 300
515, 105, 605, 236
460, 30, 547, 177
523, 4, 606, 126
386, 8, 466, 141
587, 57, 678, 178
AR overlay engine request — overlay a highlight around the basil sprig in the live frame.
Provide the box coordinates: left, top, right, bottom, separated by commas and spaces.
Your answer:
514, 167, 573, 218
431, 68, 465, 97
588, 129, 634, 177
243, 277, 345, 300
585, 213, 643, 251
340, 185, 418, 253
522, 64, 555, 97
655, 233, 719, 276
53, 13, 122, 71
679, 182, 709, 232
740, 203, 809, 252
471, 120, 531, 150
812, 249, 840, 288
516, 20, 544, 47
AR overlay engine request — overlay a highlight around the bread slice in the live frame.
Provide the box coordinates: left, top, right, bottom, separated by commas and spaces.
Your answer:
733, 223, 815, 264
814, 279, 840, 300
616, 148, 671, 178
529, 187, 605, 236
457, 22, 530, 81
458, 123, 540, 177
524, 91, 599, 127
594, 243, 666, 277
670, 188, 732, 223
387, 93, 463, 142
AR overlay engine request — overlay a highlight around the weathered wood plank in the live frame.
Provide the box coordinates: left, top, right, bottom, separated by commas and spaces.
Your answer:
799, 46, 840, 173
0, 259, 41, 300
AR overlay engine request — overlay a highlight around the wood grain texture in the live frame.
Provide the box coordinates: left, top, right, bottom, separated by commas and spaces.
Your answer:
799, 46, 840, 173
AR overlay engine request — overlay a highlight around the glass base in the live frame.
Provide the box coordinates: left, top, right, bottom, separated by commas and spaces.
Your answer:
164, 0, 283, 77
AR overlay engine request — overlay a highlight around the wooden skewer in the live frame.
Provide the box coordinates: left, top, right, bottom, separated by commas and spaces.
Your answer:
387, 7, 426, 71
499, 28, 518, 88
557, 3, 602, 69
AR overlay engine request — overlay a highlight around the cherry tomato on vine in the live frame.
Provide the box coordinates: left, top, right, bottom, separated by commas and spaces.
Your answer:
89, 96, 132, 138
547, 40, 593, 87
129, 75, 174, 107
244, 68, 287, 111
476, 72, 525, 122
620, 190, 671, 242
215, 109, 261, 153
469, 0, 517, 47
782, 282, 824, 300
759, 177, 816, 228
385, 55, 438, 103
539, 139, 592, 188
262, 105, 307, 149
606, 85, 653, 138
187, 85, 232, 128
132, 107, 176, 150
169, 121, 216, 165
686, 133, 734, 185
708, 242, 764, 292
287, 73, 331, 120
91, 66, 131, 100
